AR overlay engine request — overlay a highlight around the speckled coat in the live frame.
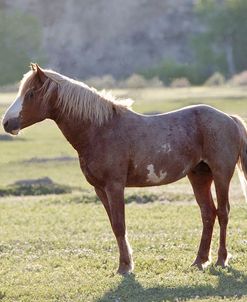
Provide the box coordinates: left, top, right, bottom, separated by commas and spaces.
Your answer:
3, 65, 247, 274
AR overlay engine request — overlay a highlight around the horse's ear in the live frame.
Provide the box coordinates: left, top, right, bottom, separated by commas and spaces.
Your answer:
30, 63, 36, 71
35, 64, 47, 83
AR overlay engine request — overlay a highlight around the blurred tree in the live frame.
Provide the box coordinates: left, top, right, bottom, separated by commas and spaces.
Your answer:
142, 59, 199, 85
194, 0, 247, 77
0, 10, 43, 85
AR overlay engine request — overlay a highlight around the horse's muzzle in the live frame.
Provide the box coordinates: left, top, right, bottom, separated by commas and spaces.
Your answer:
3, 117, 20, 135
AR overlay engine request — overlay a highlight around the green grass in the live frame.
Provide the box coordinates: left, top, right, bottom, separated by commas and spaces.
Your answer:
0, 197, 246, 301
0, 86, 246, 301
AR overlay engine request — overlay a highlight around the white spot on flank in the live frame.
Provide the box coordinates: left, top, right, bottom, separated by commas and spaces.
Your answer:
146, 164, 167, 183
161, 143, 172, 153
3, 95, 23, 124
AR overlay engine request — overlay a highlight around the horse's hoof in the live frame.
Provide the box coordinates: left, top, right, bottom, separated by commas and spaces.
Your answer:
117, 263, 134, 275
215, 260, 228, 268
192, 258, 211, 270
215, 253, 231, 268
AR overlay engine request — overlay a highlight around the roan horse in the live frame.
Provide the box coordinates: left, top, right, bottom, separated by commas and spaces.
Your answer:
2, 64, 247, 274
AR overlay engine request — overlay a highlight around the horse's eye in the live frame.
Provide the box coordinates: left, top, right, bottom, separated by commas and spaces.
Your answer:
29, 91, 34, 98
27, 90, 34, 100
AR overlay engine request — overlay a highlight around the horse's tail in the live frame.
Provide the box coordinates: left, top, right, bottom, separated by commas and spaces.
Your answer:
231, 115, 247, 202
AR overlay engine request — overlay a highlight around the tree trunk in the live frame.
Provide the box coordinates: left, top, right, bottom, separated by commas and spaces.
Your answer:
224, 37, 236, 76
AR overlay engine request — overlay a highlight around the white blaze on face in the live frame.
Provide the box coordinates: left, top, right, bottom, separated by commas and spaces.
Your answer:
146, 164, 167, 184
2, 95, 23, 125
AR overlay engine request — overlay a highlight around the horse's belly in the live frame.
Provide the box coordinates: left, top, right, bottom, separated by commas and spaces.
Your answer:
126, 162, 191, 187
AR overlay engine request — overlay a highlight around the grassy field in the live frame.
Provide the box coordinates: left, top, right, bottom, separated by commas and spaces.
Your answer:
0, 197, 247, 301
0, 86, 246, 301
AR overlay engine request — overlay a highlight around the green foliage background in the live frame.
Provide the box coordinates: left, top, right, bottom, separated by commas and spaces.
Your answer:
0, 10, 43, 85
0, 1, 247, 85
194, 0, 247, 77
143, 0, 247, 85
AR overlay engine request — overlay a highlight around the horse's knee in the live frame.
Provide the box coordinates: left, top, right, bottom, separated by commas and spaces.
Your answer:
201, 206, 216, 225
112, 222, 126, 238
203, 214, 216, 227
217, 208, 229, 225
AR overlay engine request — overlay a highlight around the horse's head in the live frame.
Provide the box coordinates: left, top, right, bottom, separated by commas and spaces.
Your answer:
2, 64, 50, 135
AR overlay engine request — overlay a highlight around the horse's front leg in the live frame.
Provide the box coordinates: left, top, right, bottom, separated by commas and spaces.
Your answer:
95, 187, 112, 227
102, 183, 134, 275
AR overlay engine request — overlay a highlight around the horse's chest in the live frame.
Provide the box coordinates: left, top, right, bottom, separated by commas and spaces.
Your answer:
79, 158, 104, 187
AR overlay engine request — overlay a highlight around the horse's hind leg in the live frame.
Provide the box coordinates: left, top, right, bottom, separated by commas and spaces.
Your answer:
213, 177, 231, 267
188, 163, 216, 269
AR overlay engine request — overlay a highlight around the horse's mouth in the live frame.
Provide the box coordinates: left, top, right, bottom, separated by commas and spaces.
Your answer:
3, 117, 20, 135
11, 129, 20, 135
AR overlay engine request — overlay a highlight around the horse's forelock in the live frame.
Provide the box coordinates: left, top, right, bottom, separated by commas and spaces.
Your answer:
19, 69, 52, 99
19, 70, 39, 96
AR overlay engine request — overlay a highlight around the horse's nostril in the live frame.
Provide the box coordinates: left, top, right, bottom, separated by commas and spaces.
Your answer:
4, 120, 9, 129
3, 118, 20, 135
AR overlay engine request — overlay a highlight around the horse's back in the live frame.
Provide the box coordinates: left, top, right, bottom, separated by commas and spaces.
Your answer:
124, 104, 240, 187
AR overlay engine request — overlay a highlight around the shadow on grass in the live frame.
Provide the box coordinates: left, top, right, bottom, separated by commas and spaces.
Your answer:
0, 291, 5, 300
98, 267, 247, 301
0, 134, 25, 141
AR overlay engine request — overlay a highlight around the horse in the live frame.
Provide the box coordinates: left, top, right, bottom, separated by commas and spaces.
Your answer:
2, 64, 247, 274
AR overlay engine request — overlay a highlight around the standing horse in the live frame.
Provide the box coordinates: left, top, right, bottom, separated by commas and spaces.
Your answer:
2, 64, 247, 274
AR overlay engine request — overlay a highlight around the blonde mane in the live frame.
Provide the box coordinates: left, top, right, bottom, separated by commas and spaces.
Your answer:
20, 69, 133, 126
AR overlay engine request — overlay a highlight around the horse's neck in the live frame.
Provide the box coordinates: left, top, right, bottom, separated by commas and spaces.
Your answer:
53, 113, 93, 158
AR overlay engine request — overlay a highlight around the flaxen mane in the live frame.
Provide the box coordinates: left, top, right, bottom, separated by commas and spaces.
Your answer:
20, 69, 133, 126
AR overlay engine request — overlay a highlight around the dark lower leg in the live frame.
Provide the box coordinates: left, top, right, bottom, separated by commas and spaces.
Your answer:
216, 205, 230, 267
214, 177, 231, 267
193, 205, 216, 268
188, 166, 215, 269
